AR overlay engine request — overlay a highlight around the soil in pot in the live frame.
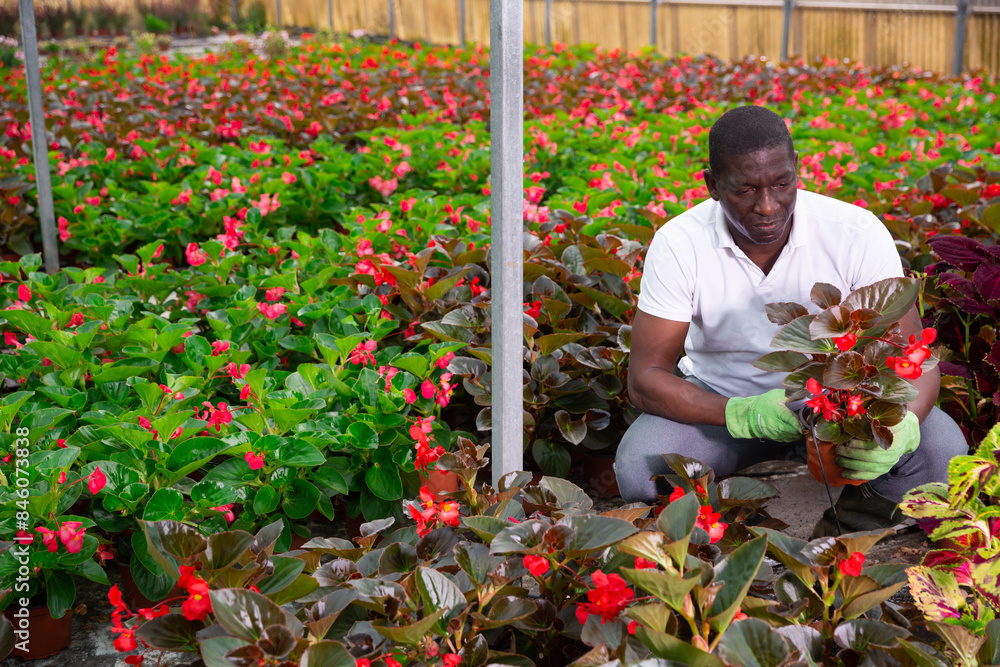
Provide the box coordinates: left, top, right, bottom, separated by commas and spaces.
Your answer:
806, 432, 865, 487
3, 599, 73, 659
418, 469, 460, 498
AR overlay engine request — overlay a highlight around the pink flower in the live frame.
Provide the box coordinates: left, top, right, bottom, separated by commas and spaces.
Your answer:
58, 216, 71, 241
88, 466, 107, 494
436, 352, 455, 369
186, 243, 208, 267
4, 331, 22, 349
281, 171, 297, 184
17, 284, 31, 302
227, 362, 250, 379
348, 340, 377, 366
211, 340, 230, 356
245, 451, 265, 470
257, 302, 287, 320
403, 388, 417, 404
212, 504, 236, 523
240, 384, 252, 400
15, 530, 33, 545
265, 287, 285, 302
36, 526, 59, 552
58, 521, 86, 553
203, 402, 232, 432
421, 380, 437, 399
68, 312, 85, 328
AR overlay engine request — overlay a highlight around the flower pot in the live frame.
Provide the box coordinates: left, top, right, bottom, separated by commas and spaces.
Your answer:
3, 599, 73, 659
418, 469, 460, 499
116, 561, 184, 610
805, 432, 865, 487
580, 452, 620, 498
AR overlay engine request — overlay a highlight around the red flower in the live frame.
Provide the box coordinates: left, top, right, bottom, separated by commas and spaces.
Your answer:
838, 551, 865, 577
185, 243, 208, 267
887, 356, 922, 379
68, 312, 85, 328
403, 388, 417, 404
265, 286, 285, 302
696, 506, 727, 543
88, 466, 107, 493
576, 570, 634, 624
257, 302, 287, 320
211, 340, 230, 356
834, 332, 857, 351
438, 500, 461, 527
668, 486, 686, 503
806, 377, 824, 396
36, 526, 59, 552
356, 660, 371, 667
524, 555, 550, 577
348, 340, 377, 365
443, 654, 461, 667
227, 362, 250, 379
634, 557, 657, 569
17, 284, 31, 302
113, 629, 138, 652
245, 451, 265, 470
408, 488, 438, 536
15, 530, 33, 545
845, 394, 866, 417
733, 607, 748, 621
524, 300, 542, 319
182, 578, 213, 621
903, 327, 936, 366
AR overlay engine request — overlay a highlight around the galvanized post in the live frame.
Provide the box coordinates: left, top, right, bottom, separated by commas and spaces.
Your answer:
545, 0, 552, 45
18, 0, 59, 274
231, 0, 238, 26
953, 0, 970, 76
275, 0, 281, 28
650, 0, 657, 49
388, 0, 395, 38
329, 0, 334, 30
489, 0, 524, 485
781, 0, 793, 61
459, 0, 466, 46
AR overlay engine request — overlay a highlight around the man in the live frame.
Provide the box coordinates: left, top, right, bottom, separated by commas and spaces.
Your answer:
614, 105, 966, 537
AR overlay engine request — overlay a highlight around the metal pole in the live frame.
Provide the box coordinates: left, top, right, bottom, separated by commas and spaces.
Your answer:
650, 0, 657, 50
329, 0, 334, 30
459, 0, 466, 46
18, 0, 59, 274
231, 0, 238, 26
545, 0, 551, 45
388, 0, 394, 38
781, 0, 793, 61
275, 0, 281, 28
953, 0, 969, 76
489, 0, 523, 485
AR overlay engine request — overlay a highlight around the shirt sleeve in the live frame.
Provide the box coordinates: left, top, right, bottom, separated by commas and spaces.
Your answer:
850, 212, 904, 289
636, 226, 695, 322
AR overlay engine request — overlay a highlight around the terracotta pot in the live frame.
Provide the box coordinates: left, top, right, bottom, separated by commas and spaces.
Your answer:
805, 432, 865, 487
116, 561, 184, 609
418, 469, 460, 499
3, 599, 73, 659
580, 452, 620, 498
289, 533, 310, 550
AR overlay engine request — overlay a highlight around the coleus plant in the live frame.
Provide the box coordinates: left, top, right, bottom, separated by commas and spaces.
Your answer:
898, 422, 1000, 667
753, 277, 938, 447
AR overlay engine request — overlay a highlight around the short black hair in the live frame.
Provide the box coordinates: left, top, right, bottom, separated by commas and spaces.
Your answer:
708, 106, 794, 177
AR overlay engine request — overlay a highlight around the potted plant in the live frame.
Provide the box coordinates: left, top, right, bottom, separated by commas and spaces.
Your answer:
64, 4, 87, 35
42, 4, 70, 39
0, 430, 110, 659
89, 1, 117, 36
753, 277, 938, 485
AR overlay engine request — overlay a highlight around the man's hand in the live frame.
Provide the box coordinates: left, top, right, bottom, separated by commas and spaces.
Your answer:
835, 412, 920, 480
725, 389, 803, 441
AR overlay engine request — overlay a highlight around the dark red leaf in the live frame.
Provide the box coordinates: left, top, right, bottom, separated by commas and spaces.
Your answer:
973, 263, 1000, 302
929, 236, 990, 271
936, 272, 978, 299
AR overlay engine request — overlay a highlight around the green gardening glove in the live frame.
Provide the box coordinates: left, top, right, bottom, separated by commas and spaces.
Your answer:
725, 389, 803, 442
835, 411, 921, 481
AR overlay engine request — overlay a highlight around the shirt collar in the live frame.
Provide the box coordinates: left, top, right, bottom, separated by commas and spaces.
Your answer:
712, 197, 806, 251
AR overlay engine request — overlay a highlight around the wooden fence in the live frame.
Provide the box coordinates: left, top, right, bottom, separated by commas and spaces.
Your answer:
265, 0, 1000, 75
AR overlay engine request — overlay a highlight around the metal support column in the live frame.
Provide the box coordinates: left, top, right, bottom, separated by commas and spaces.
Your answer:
388, 0, 395, 38
650, 0, 657, 49
329, 0, 334, 30
231, 0, 238, 25
489, 0, 524, 485
18, 0, 59, 274
545, 0, 552, 45
781, 0, 793, 61
275, 0, 281, 28
459, 0, 466, 46
953, 0, 970, 76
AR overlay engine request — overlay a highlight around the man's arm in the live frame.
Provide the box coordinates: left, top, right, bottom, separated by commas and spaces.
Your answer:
897, 304, 939, 423
627, 309, 729, 426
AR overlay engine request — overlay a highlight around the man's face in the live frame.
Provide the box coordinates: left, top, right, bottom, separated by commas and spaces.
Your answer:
703, 147, 799, 250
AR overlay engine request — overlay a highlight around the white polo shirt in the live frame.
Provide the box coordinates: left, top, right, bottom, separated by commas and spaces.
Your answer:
637, 189, 903, 398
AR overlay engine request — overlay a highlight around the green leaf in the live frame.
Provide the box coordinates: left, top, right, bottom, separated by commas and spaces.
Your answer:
191, 480, 238, 507
621, 567, 701, 609
770, 314, 834, 353
166, 436, 236, 473
823, 351, 866, 390
144, 488, 186, 521
371, 608, 448, 645
258, 556, 306, 595
709, 536, 767, 631
205, 530, 256, 570
753, 351, 809, 373
282, 478, 321, 519
554, 410, 587, 444
562, 514, 638, 558
841, 277, 919, 328
25, 342, 82, 369
532, 439, 571, 477
253, 485, 280, 515
365, 460, 403, 501
209, 589, 287, 642
45, 570, 75, 619
273, 439, 325, 466
300, 641, 356, 667
810, 283, 843, 309
416, 567, 466, 617
135, 614, 199, 650
716, 617, 791, 666
634, 626, 725, 666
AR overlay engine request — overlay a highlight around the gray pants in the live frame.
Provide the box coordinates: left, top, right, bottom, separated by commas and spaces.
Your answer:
614, 379, 968, 504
